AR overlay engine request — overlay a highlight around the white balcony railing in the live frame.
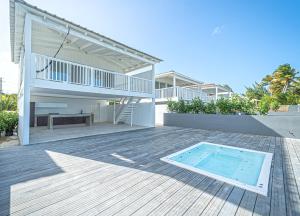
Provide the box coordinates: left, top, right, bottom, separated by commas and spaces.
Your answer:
155, 87, 209, 102
34, 53, 153, 94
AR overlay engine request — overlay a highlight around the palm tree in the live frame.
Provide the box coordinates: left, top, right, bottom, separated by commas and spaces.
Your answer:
0, 94, 17, 111
262, 64, 299, 94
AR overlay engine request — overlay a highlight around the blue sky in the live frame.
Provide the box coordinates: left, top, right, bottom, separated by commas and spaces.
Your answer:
1, 0, 300, 93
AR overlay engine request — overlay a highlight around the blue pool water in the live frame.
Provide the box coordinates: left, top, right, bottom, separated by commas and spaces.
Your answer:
170, 143, 265, 186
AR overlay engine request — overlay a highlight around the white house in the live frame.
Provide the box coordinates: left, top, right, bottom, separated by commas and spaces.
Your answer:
154, 71, 208, 125
155, 71, 208, 102
199, 83, 233, 101
154, 71, 234, 125
10, 0, 162, 145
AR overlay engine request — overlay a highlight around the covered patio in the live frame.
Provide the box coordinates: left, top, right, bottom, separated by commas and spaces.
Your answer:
30, 122, 147, 144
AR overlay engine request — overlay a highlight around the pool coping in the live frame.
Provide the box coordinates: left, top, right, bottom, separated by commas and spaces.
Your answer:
160, 142, 273, 196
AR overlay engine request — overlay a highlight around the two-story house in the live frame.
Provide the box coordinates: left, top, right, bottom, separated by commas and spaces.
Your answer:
154, 71, 208, 125
10, 0, 161, 145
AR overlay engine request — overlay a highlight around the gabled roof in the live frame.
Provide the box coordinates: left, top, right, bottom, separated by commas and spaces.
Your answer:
156, 70, 204, 85
200, 83, 233, 92
9, 0, 162, 66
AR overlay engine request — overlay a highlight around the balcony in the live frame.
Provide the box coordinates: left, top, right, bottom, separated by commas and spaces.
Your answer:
33, 53, 153, 97
155, 87, 210, 102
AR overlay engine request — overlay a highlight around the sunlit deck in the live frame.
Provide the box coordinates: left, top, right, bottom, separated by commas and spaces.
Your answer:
0, 127, 299, 215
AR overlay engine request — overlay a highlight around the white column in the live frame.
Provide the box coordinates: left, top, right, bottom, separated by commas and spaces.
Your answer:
173, 75, 176, 98
215, 87, 218, 101
21, 14, 32, 145
151, 64, 155, 127
113, 100, 116, 124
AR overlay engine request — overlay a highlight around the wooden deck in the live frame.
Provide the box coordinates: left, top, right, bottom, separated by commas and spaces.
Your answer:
0, 126, 299, 216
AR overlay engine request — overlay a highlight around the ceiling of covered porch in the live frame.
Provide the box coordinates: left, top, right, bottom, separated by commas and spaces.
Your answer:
31, 21, 151, 73
10, 0, 162, 73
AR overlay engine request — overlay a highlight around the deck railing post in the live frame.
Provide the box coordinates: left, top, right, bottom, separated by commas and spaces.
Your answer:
113, 100, 116, 124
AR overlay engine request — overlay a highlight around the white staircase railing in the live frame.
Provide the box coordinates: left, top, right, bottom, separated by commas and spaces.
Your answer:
115, 97, 141, 126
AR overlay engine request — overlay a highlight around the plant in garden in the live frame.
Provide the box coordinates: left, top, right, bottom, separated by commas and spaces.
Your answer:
258, 95, 271, 115
216, 98, 234, 114
167, 100, 177, 112
0, 112, 5, 137
177, 100, 187, 113
0, 94, 17, 111
204, 101, 217, 114
1, 111, 18, 136
190, 97, 205, 113
270, 100, 280, 111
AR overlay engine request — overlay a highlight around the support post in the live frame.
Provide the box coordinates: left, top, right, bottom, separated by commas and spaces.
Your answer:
215, 87, 218, 101
113, 100, 116, 124
130, 105, 133, 127
152, 64, 156, 127
173, 75, 176, 98
20, 14, 32, 145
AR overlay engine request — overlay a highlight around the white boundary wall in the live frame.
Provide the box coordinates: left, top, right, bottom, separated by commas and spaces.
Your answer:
155, 104, 168, 125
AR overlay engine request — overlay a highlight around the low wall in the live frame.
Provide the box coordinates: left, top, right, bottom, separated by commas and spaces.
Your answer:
164, 113, 300, 138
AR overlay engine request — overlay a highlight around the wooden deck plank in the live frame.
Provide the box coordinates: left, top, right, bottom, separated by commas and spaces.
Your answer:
0, 127, 299, 216
270, 137, 287, 216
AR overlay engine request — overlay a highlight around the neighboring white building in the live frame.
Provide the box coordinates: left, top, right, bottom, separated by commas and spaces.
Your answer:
155, 71, 208, 102
154, 71, 208, 125
199, 83, 233, 101
10, 0, 161, 145
154, 71, 234, 125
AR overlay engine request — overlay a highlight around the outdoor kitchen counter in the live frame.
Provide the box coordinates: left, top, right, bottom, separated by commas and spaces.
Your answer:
48, 113, 93, 129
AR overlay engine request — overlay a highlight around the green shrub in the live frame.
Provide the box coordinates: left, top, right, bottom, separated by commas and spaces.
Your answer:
190, 97, 205, 113
216, 98, 234, 114
0, 94, 17, 111
167, 100, 188, 113
270, 100, 280, 111
205, 101, 217, 114
167, 100, 177, 112
177, 100, 187, 113
1, 111, 18, 136
258, 95, 271, 115
0, 112, 5, 136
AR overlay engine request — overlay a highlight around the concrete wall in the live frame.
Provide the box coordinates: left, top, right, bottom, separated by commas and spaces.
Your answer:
164, 113, 300, 139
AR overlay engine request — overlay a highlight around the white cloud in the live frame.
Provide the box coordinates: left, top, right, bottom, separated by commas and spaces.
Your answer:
0, 52, 19, 94
211, 25, 225, 36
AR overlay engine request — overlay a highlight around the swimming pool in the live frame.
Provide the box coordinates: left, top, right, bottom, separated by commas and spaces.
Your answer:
161, 142, 273, 196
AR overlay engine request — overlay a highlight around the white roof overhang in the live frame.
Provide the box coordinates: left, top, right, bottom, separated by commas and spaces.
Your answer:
10, 0, 162, 72
155, 71, 204, 86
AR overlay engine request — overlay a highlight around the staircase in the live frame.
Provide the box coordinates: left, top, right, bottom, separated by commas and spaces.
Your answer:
115, 97, 141, 126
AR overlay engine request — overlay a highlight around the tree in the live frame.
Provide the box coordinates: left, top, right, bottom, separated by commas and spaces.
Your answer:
0, 94, 17, 111
262, 64, 299, 94
244, 82, 268, 100
222, 84, 233, 92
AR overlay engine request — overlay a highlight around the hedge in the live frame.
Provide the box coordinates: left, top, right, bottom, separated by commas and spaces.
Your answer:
0, 111, 18, 136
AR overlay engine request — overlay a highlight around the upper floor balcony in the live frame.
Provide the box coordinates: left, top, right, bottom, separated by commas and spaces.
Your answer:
155, 86, 210, 102
31, 53, 154, 98
155, 71, 211, 102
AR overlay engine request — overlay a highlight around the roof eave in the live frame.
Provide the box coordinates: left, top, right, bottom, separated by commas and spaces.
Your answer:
11, 0, 162, 64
